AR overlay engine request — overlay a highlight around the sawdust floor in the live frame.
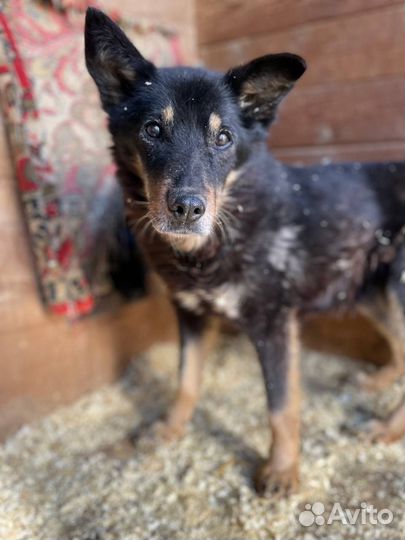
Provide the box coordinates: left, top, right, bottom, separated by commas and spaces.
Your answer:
1, 337, 404, 540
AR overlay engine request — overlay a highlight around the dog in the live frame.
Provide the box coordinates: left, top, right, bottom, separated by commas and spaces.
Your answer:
85, 8, 405, 496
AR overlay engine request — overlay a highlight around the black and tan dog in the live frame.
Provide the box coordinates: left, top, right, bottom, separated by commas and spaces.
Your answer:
85, 8, 405, 495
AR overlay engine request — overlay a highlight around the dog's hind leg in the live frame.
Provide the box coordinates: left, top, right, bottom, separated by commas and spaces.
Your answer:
250, 310, 301, 496
357, 249, 405, 392
356, 290, 405, 392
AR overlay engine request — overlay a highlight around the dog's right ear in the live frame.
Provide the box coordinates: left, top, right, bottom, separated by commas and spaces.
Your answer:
85, 8, 155, 110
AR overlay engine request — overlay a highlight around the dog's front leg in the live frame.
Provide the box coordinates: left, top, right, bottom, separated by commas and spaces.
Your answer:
158, 305, 210, 441
250, 310, 301, 496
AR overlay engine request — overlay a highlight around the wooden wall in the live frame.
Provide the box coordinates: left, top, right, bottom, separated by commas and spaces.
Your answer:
197, 0, 405, 164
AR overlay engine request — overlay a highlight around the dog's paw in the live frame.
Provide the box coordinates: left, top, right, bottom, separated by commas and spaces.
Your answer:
150, 419, 185, 443
254, 461, 299, 498
132, 418, 185, 450
359, 419, 392, 443
359, 406, 405, 444
355, 367, 402, 393
354, 371, 387, 393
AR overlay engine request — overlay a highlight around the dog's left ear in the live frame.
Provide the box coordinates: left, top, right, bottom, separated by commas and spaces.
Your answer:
224, 53, 306, 125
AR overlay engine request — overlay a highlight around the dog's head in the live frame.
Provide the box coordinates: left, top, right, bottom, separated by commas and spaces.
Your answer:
85, 9, 306, 249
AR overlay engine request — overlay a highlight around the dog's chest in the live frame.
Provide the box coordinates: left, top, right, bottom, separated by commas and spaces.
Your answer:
174, 283, 245, 320
169, 239, 261, 320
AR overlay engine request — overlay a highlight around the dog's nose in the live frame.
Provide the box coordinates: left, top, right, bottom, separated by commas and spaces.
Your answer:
168, 194, 206, 223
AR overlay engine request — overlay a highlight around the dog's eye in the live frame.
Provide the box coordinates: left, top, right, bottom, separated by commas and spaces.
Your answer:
144, 121, 161, 138
215, 129, 232, 148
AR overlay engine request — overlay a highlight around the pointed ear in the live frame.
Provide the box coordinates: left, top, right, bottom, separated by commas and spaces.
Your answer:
224, 53, 306, 125
85, 8, 156, 110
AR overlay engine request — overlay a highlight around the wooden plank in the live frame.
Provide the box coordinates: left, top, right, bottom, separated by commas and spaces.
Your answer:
269, 76, 405, 148
197, 0, 403, 45
0, 293, 177, 440
0, 221, 36, 283
200, 5, 405, 87
273, 141, 405, 165
0, 281, 46, 332
0, 179, 21, 226
101, 0, 192, 31
101, 0, 197, 63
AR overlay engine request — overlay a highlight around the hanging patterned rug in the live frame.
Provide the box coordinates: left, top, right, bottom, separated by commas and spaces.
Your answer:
0, 0, 182, 317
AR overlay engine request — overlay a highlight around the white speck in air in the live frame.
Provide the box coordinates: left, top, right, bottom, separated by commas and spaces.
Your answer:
145, 81, 152, 86
237, 205, 244, 212
375, 229, 391, 246
337, 291, 347, 301
293, 183, 301, 191
123, 106, 128, 111
311, 174, 320, 182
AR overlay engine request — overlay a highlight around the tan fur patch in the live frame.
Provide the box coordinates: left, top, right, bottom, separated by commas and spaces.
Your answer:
133, 153, 150, 199
269, 312, 301, 470
162, 105, 174, 124
224, 169, 241, 188
168, 234, 210, 253
254, 312, 301, 493
166, 323, 218, 432
209, 112, 222, 134
357, 290, 405, 391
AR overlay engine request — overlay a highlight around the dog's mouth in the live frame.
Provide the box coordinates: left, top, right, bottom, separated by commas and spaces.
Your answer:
144, 219, 210, 253
147, 212, 214, 252
152, 219, 211, 237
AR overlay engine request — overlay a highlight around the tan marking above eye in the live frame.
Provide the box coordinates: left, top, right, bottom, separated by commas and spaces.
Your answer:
162, 105, 174, 124
208, 112, 222, 133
